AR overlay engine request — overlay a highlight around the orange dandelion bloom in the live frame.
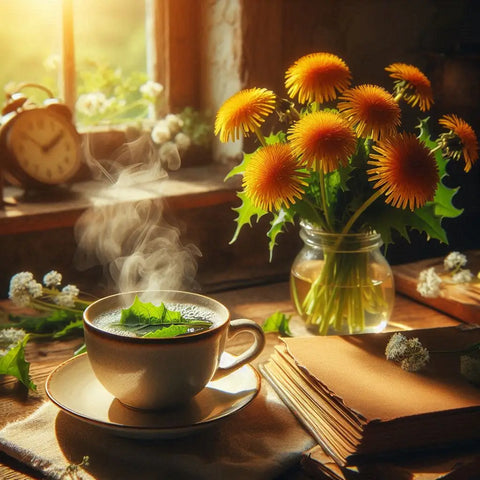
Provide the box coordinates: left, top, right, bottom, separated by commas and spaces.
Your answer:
288, 111, 357, 173
438, 114, 479, 172
368, 133, 439, 210
338, 84, 401, 141
386, 63, 433, 112
285, 52, 352, 104
243, 144, 308, 212
215, 88, 276, 143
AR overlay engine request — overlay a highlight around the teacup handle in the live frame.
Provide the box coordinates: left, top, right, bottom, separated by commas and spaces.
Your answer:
213, 319, 265, 379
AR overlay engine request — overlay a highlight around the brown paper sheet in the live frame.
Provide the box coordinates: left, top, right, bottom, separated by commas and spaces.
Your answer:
282, 326, 480, 422
262, 326, 480, 467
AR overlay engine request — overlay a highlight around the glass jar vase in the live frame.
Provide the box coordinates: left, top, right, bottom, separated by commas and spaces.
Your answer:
290, 221, 395, 335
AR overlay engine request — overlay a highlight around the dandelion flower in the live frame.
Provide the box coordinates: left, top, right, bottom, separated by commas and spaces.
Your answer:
386, 63, 433, 111
338, 84, 401, 141
368, 133, 439, 210
285, 52, 352, 104
215, 88, 276, 143
438, 114, 479, 172
288, 111, 357, 173
243, 144, 308, 212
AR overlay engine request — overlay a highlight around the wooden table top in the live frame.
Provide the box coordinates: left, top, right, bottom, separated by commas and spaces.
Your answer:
0, 281, 460, 480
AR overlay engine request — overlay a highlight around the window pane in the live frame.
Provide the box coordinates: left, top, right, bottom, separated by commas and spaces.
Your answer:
0, 0, 62, 103
73, 0, 149, 127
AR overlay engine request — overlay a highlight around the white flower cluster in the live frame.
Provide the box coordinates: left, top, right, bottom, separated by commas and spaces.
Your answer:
149, 112, 192, 171
444, 252, 474, 284
417, 251, 476, 298
54, 284, 80, 308
76, 92, 115, 117
8, 272, 43, 307
8, 271, 80, 308
0, 328, 26, 356
43, 270, 62, 288
140, 80, 164, 99
416, 267, 442, 298
385, 332, 430, 372
444, 251, 467, 271
151, 113, 191, 154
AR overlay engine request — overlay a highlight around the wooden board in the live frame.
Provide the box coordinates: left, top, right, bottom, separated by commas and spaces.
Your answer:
392, 250, 480, 324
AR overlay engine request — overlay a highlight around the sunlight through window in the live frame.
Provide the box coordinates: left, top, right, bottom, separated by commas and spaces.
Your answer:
0, 0, 148, 126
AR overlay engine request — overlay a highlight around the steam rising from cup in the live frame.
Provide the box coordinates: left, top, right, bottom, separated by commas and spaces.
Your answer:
74, 133, 200, 293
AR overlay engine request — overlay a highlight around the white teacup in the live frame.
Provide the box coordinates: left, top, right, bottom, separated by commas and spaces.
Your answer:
83, 290, 265, 410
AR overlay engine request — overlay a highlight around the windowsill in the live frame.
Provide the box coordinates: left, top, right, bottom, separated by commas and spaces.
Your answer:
0, 162, 300, 296
0, 163, 239, 236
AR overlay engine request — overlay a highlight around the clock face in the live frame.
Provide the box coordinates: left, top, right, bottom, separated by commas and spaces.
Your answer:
6, 108, 81, 185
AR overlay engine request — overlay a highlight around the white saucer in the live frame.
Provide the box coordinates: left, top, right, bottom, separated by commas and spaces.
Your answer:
45, 353, 260, 439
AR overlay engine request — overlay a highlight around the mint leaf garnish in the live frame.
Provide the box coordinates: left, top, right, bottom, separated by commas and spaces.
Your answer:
118, 296, 212, 338
120, 296, 183, 326
142, 325, 191, 338
262, 311, 292, 337
0, 334, 36, 390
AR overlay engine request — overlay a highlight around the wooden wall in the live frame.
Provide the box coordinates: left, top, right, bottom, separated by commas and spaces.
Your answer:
235, 0, 480, 262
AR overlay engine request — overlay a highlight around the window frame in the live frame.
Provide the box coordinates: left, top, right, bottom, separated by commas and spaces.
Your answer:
60, 0, 203, 121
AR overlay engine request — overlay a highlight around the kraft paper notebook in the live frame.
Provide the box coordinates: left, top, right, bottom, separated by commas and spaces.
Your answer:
260, 326, 480, 468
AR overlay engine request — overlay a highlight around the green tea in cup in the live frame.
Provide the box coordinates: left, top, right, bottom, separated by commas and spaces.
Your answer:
83, 290, 265, 410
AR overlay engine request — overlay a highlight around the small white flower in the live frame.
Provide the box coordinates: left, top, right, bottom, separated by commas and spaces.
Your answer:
0, 328, 26, 346
9, 272, 43, 307
400, 338, 430, 372
76, 92, 110, 117
165, 113, 184, 135
385, 332, 408, 361
451, 269, 474, 284
416, 267, 442, 298
385, 333, 430, 372
0, 328, 26, 356
444, 251, 467, 271
63, 284, 80, 297
175, 132, 192, 153
140, 80, 164, 98
54, 284, 80, 308
28, 281, 43, 298
43, 270, 62, 288
151, 120, 172, 144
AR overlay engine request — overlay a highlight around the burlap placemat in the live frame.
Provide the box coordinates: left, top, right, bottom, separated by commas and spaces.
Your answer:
0, 382, 315, 480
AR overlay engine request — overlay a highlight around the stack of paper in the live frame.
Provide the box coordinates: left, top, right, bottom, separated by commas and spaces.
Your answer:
301, 443, 480, 480
261, 326, 480, 474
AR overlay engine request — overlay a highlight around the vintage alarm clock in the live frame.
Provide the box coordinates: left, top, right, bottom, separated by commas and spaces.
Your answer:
0, 85, 82, 189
